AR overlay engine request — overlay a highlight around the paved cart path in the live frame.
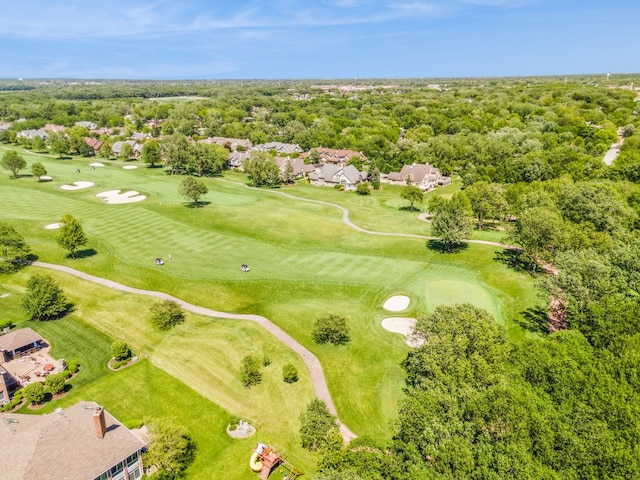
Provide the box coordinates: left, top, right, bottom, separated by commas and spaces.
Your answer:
32, 261, 357, 442
29, 181, 519, 443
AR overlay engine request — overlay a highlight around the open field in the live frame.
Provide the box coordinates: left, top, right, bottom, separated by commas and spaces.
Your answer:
0, 147, 541, 475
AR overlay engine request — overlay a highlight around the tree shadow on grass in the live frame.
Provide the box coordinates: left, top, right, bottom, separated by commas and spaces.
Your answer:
426, 240, 469, 254
494, 249, 529, 272
183, 201, 211, 209
399, 205, 421, 212
68, 248, 97, 259
516, 306, 550, 335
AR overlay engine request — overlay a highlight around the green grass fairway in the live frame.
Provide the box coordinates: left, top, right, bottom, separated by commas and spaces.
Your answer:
0, 146, 541, 476
424, 280, 501, 321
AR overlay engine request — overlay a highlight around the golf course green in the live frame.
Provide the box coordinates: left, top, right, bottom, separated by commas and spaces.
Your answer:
0, 147, 540, 478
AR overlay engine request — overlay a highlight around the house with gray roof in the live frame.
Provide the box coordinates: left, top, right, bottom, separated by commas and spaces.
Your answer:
75, 121, 97, 130
384, 162, 449, 190
0, 401, 146, 480
227, 151, 251, 170
111, 140, 142, 157
253, 142, 302, 155
16, 129, 48, 140
309, 164, 368, 190
199, 136, 253, 151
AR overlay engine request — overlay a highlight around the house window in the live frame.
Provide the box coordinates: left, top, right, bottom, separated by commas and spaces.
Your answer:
110, 461, 124, 476
126, 451, 139, 467
93, 473, 108, 480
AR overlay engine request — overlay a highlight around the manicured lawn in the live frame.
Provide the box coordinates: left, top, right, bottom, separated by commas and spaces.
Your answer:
0, 146, 542, 475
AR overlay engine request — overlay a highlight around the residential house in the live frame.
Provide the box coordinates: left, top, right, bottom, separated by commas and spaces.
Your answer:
253, 142, 302, 155
300, 148, 367, 166
0, 327, 43, 363
309, 164, 367, 190
227, 151, 251, 170
111, 140, 142, 157
0, 401, 146, 480
131, 132, 152, 141
274, 157, 308, 178
43, 124, 66, 133
84, 137, 104, 154
16, 129, 48, 140
384, 163, 449, 190
75, 121, 98, 130
199, 136, 253, 151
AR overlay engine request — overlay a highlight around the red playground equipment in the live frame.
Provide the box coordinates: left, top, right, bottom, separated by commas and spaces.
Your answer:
249, 443, 303, 479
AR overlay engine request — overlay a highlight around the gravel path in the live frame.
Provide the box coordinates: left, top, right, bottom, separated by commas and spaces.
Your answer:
31, 261, 357, 442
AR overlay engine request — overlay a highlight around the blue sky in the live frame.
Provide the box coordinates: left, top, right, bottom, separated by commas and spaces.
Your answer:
0, 0, 637, 79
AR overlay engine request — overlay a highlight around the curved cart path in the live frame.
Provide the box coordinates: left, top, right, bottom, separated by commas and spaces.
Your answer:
31, 261, 357, 442
217, 178, 517, 250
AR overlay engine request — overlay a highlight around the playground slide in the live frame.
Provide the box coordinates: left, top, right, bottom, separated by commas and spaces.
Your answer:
250, 451, 263, 472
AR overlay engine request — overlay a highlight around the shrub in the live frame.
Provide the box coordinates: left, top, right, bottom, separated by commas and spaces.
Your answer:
0, 320, 13, 331
150, 300, 185, 331
45, 372, 66, 395
65, 359, 80, 374
240, 355, 262, 387
262, 354, 272, 367
283, 363, 299, 383
356, 182, 371, 195
312, 314, 351, 346
111, 340, 132, 361
334, 184, 344, 191
23, 382, 46, 404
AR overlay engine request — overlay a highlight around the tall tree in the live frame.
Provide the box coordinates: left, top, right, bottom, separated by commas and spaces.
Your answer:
22, 273, 69, 320
429, 193, 474, 252
119, 141, 135, 160
190, 142, 227, 176
0, 223, 31, 273
400, 185, 423, 210
144, 417, 196, 478
465, 181, 507, 229
178, 176, 208, 207
507, 207, 563, 269
31, 162, 47, 180
243, 151, 282, 187
1, 150, 26, 179
141, 139, 161, 167
56, 213, 87, 258
299, 398, 341, 452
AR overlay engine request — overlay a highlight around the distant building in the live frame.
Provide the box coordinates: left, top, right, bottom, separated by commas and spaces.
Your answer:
199, 136, 253, 151
253, 142, 302, 155
0, 401, 146, 480
309, 164, 368, 190
300, 148, 367, 166
75, 121, 98, 130
383, 163, 449, 190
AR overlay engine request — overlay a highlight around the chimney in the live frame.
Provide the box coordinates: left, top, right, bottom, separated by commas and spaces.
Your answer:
93, 406, 107, 439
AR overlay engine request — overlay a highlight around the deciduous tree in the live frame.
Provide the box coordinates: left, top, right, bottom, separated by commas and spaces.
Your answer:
429, 193, 474, 252
312, 314, 350, 345
141, 139, 161, 167
0, 223, 31, 274
56, 213, 87, 258
150, 300, 185, 331
31, 162, 47, 180
299, 398, 340, 452
144, 417, 196, 478
22, 273, 69, 320
1, 150, 26, 178
178, 176, 208, 207
400, 185, 423, 210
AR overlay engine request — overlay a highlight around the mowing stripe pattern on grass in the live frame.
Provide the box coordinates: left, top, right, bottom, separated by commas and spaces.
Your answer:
32, 261, 357, 443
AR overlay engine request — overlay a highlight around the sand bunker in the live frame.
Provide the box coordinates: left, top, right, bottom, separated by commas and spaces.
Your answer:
383, 295, 410, 312
60, 181, 94, 191
89, 162, 105, 167
381, 317, 423, 347
96, 190, 146, 204
122, 165, 138, 169
45, 223, 62, 230
0, 293, 10, 299
40, 175, 52, 181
